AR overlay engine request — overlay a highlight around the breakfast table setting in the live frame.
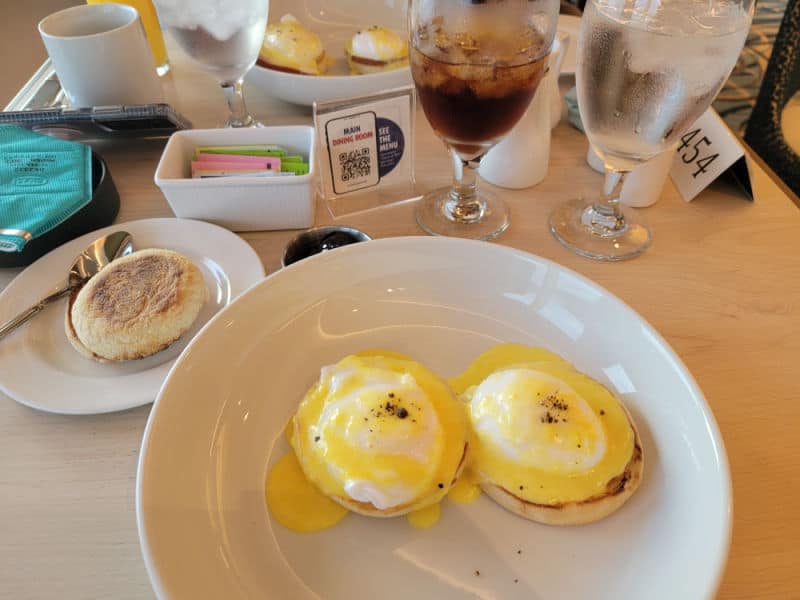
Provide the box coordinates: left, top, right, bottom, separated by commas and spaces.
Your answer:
1, 0, 800, 598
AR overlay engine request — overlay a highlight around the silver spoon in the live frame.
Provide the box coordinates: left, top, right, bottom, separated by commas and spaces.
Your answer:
0, 231, 134, 341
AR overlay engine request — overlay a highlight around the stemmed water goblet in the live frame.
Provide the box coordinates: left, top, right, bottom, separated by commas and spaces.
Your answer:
153, 0, 269, 127
549, 0, 754, 260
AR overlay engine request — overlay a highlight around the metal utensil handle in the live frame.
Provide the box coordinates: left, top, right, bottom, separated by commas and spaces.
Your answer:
0, 286, 74, 341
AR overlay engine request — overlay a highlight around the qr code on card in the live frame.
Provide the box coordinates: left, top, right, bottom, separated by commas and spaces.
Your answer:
338, 148, 371, 182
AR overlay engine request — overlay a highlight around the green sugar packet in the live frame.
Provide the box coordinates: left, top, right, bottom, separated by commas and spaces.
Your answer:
278, 155, 309, 175
281, 162, 309, 175
0, 126, 92, 253
195, 145, 287, 158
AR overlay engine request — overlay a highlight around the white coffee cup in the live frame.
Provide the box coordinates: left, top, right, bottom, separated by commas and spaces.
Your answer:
478, 33, 568, 190
586, 144, 677, 208
39, 4, 163, 108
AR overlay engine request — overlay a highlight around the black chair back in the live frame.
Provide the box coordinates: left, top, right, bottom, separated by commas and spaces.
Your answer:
744, 0, 800, 199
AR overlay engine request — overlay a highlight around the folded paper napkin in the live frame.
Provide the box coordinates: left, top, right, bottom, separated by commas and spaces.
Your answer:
0, 125, 92, 252
564, 86, 585, 133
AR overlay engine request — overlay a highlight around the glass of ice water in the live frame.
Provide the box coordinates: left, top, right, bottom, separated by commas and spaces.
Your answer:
549, 0, 754, 260
154, 0, 268, 127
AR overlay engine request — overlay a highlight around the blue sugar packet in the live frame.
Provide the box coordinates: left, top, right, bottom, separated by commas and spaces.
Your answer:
0, 126, 92, 253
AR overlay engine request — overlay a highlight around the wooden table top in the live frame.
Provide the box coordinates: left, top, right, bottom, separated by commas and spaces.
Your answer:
1, 44, 799, 600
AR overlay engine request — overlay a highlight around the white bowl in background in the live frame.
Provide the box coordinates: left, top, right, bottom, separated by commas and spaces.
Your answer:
246, 0, 411, 106
154, 126, 316, 232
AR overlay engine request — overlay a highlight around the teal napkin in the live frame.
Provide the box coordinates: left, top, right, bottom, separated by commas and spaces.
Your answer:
0, 126, 92, 252
565, 86, 585, 133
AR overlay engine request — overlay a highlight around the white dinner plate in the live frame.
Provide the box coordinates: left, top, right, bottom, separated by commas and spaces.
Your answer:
558, 14, 581, 75
246, 0, 412, 106
0, 218, 265, 415
137, 237, 731, 599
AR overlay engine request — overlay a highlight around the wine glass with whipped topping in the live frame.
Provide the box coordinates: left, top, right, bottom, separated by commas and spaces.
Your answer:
410, 0, 559, 240
153, 0, 269, 127
549, 0, 754, 260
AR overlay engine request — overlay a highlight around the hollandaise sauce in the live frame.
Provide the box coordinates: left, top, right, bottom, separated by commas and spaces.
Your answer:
406, 503, 441, 529
265, 453, 348, 533
447, 473, 482, 504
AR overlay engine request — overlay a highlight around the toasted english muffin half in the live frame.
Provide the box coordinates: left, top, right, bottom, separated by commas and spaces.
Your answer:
257, 50, 328, 76
65, 286, 106, 362
481, 408, 643, 526
66, 248, 206, 362
328, 442, 470, 518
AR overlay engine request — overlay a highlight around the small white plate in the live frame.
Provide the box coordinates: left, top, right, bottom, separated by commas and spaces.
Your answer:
0, 218, 265, 415
558, 14, 581, 75
137, 237, 731, 600
246, 0, 411, 106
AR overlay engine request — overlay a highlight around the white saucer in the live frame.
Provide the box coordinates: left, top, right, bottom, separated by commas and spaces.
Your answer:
0, 218, 265, 415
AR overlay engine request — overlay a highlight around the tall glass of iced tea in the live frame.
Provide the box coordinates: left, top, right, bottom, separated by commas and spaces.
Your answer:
410, 0, 559, 240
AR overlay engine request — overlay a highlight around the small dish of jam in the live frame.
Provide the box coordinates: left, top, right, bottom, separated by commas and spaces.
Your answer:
281, 226, 371, 267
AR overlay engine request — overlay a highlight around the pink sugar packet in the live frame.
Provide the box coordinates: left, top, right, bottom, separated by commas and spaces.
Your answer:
196, 153, 282, 170
191, 160, 282, 179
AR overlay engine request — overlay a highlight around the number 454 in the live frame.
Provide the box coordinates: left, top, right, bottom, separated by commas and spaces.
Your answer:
677, 128, 719, 178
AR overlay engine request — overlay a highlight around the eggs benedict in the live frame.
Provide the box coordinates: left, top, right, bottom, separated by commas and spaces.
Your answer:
258, 14, 328, 75
345, 26, 409, 74
451, 343, 643, 525
267, 351, 469, 531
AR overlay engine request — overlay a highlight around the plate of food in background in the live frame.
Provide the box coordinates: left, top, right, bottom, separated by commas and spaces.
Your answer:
246, 0, 412, 106
0, 218, 264, 414
137, 236, 731, 599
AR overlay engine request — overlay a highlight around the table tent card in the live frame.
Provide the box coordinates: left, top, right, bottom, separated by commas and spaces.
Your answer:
313, 86, 416, 218
669, 108, 752, 201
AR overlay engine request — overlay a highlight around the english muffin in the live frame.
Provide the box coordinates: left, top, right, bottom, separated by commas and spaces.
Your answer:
65, 248, 206, 362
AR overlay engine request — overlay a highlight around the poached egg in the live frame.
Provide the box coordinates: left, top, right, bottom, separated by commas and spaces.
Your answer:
451, 343, 636, 506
